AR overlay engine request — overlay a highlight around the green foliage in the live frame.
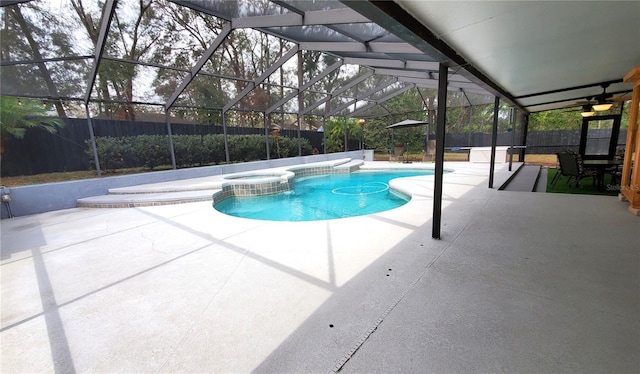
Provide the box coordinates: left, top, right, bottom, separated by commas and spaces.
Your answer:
0, 96, 66, 159
133, 135, 172, 170
0, 4, 84, 110
173, 135, 206, 167
529, 109, 583, 131
202, 134, 226, 164
530, 103, 633, 131
621, 102, 634, 128
359, 97, 520, 153
228, 135, 264, 162
89, 134, 313, 171
269, 135, 312, 158
446, 103, 511, 133
323, 118, 363, 152
89, 137, 133, 172
0, 96, 65, 139
392, 128, 427, 153
361, 118, 390, 152
353, 90, 430, 152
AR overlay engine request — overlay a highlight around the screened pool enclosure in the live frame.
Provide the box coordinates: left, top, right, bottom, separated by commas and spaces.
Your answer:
0, 0, 505, 175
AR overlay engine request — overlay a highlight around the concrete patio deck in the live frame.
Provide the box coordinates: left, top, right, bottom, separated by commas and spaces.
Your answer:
1, 162, 638, 373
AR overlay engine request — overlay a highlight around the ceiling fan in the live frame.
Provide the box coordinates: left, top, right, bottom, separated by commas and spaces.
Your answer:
575, 83, 631, 114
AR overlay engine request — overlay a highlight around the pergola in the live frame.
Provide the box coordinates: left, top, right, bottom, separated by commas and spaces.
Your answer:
1, 0, 639, 227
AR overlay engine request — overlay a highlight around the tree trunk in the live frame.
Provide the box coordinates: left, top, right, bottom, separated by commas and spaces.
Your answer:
11, 7, 67, 117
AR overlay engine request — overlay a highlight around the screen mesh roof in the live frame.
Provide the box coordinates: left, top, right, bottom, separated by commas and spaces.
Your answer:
0, 0, 496, 122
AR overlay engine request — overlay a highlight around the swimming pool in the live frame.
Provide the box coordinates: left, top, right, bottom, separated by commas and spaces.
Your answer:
214, 169, 435, 221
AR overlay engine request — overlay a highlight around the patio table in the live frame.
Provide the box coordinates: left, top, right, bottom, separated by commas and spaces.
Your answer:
582, 159, 623, 190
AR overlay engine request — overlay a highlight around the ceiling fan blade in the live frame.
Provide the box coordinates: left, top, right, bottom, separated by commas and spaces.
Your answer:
608, 94, 632, 102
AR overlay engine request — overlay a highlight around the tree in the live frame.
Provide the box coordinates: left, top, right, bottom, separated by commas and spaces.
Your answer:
357, 88, 427, 152
1, 2, 89, 116
529, 108, 583, 131
154, 2, 281, 125
70, 0, 177, 120
0, 96, 65, 157
324, 117, 362, 152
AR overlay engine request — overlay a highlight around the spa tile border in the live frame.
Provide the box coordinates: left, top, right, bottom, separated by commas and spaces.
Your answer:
212, 164, 357, 204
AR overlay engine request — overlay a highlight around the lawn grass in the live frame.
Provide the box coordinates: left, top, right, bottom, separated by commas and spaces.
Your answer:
373, 152, 558, 165
0, 167, 169, 187
546, 168, 619, 196
1, 170, 99, 187
524, 154, 557, 167
373, 151, 469, 162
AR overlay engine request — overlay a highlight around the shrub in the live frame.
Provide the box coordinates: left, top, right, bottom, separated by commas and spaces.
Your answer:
132, 135, 171, 170
203, 134, 226, 164
228, 135, 268, 162
174, 135, 207, 167
90, 133, 314, 171
270, 136, 313, 158
88, 136, 134, 172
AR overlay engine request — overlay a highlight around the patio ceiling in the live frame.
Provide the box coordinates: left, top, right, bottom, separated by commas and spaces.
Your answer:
348, 0, 640, 113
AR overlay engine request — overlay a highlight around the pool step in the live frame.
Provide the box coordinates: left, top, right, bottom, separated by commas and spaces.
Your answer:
76, 175, 228, 208
108, 177, 226, 194
77, 189, 220, 208
76, 158, 366, 208
333, 159, 364, 172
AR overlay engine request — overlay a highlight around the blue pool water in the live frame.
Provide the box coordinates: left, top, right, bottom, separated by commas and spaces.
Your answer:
214, 169, 435, 221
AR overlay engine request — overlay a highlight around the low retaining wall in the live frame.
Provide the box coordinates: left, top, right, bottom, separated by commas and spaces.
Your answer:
1, 150, 372, 218
469, 146, 509, 163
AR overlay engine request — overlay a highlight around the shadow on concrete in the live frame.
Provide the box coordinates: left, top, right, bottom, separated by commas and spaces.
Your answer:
251, 174, 639, 373
31, 247, 77, 374
136, 209, 339, 292
250, 174, 494, 373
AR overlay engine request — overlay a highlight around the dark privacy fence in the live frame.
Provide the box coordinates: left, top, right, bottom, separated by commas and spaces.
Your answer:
0, 118, 628, 176
524, 128, 627, 154
1, 118, 324, 176
444, 128, 626, 154
444, 132, 519, 148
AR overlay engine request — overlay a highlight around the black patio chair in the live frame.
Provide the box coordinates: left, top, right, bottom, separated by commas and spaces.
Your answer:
554, 152, 594, 190
608, 149, 625, 185
551, 151, 574, 186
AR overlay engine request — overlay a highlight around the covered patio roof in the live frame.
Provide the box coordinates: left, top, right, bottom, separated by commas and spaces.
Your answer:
349, 1, 639, 113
